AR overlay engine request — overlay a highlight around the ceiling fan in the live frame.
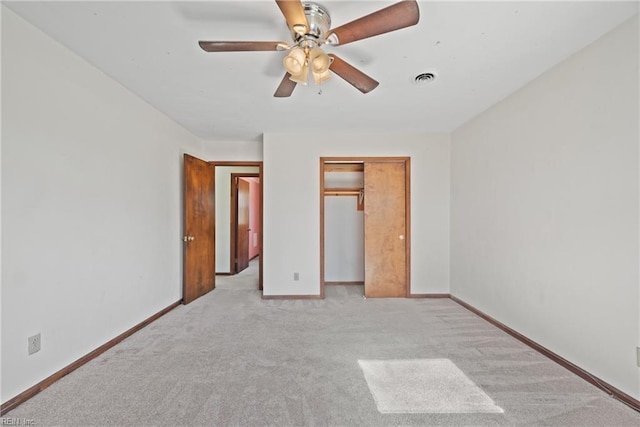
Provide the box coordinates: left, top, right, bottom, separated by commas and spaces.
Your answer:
198, 0, 420, 97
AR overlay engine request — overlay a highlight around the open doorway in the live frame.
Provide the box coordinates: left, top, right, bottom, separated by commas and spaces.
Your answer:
211, 162, 263, 291
230, 173, 260, 274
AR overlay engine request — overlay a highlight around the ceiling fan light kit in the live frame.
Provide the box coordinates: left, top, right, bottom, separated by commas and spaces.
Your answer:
198, 0, 420, 97
283, 45, 333, 86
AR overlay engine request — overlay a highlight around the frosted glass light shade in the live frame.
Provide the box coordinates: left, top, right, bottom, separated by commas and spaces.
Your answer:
289, 63, 309, 84
312, 69, 331, 84
309, 47, 331, 74
283, 47, 306, 75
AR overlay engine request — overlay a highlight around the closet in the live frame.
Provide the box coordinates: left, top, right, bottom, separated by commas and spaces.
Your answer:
320, 158, 410, 298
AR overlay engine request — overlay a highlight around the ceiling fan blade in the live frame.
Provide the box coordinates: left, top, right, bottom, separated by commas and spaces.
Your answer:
274, 72, 297, 97
328, 54, 379, 94
327, 0, 419, 46
199, 41, 285, 52
275, 0, 309, 35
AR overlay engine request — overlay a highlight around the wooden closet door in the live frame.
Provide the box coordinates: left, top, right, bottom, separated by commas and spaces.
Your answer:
364, 161, 407, 297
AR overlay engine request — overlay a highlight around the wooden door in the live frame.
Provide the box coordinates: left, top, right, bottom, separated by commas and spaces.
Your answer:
235, 178, 250, 273
183, 154, 215, 304
364, 161, 407, 297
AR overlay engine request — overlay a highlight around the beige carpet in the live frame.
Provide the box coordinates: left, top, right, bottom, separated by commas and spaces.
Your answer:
359, 359, 504, 414
215, 257, 260, 290
5, 265, 640, 426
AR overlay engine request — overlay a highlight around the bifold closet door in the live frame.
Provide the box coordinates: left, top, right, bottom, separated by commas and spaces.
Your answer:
364, 161, 407, 297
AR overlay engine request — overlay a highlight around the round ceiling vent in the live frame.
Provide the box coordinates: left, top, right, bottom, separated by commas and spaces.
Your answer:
414, 72, 437, 85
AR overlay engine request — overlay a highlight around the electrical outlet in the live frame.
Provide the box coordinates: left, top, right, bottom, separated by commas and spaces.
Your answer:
28, 333, 41, 355
293, 272, 299, 281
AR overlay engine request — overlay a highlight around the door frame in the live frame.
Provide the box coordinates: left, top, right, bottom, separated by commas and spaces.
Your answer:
230, 172, 260, 274
320, 157, 411, 298
210, 161, 264, 291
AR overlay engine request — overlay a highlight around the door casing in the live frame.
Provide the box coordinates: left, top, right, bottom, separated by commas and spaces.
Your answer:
210, 162, 264, 290
320, 157, 411, 298
230, 173, 260, 274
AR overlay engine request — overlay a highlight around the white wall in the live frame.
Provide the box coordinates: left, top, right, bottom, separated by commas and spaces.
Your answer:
1, 7, 202, 403
214, 166, 259, 273
202, 140, 263, 162
263, 132, 450, 296
324, 197, 364, 282
451, 15, 639, 399
324, 171, 364, 282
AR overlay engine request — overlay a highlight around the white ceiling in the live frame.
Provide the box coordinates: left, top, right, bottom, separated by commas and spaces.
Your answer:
5, 1, 638, 142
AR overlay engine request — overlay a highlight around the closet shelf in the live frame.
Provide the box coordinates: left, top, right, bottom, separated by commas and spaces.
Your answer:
323, 187, 363, 196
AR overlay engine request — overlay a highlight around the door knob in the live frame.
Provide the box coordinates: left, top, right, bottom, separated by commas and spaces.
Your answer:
399, 235, 404, 240
183, 236, 195, 242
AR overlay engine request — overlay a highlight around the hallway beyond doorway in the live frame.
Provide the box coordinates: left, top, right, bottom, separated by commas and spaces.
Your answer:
215, 257, 259, 290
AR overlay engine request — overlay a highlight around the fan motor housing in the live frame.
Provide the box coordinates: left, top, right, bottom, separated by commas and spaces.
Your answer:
293, 2, 331, 43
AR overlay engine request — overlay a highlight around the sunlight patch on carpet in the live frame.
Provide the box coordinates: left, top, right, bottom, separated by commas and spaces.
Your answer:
358, 358, 504, 414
